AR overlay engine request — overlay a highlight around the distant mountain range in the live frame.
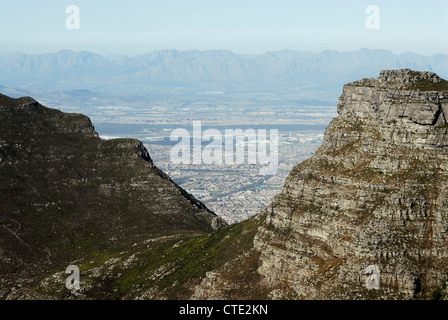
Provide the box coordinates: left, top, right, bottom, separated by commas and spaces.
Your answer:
1, 49, 448, 102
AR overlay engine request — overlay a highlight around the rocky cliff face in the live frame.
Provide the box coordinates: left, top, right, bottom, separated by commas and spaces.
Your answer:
194, 69, 448, 299
0, 94, 225, 299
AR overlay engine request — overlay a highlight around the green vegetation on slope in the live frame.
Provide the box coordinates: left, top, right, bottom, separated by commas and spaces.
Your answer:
37, 214, 263, 299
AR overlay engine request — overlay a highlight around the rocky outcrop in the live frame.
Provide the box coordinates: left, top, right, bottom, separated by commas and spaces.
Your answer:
194, 69, 448, 299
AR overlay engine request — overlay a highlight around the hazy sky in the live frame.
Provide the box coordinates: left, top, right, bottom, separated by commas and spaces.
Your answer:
1, 0, 447, 56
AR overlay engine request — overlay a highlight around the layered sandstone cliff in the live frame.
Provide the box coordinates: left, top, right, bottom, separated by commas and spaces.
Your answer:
195, 69, 448, 299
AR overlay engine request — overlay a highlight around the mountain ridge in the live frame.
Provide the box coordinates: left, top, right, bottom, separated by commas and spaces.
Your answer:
0, 93, 225, 299
2, 49, 448, 100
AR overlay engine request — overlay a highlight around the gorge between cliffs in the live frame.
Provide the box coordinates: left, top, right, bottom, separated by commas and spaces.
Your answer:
1, 69, 448, 300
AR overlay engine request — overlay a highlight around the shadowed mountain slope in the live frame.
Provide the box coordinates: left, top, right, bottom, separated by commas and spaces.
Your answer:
0, 94, 225, 298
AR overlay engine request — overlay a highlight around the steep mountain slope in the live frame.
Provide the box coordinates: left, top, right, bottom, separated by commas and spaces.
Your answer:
0, 94, 225, 299
193, 69, 448, 299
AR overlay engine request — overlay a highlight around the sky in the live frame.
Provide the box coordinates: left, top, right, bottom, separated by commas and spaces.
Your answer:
0, 0, 447, 56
